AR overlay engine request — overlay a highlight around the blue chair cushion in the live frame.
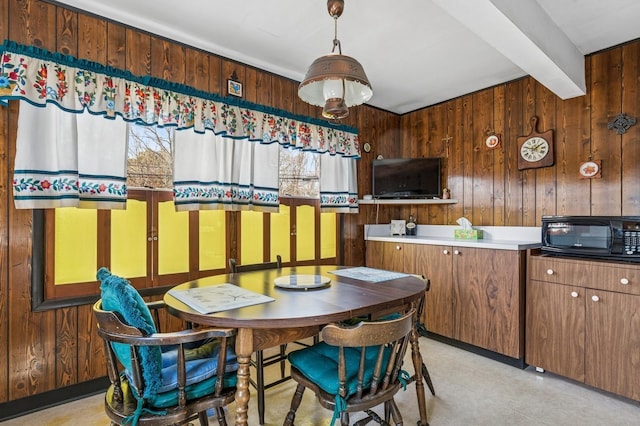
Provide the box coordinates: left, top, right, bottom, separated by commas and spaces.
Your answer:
97, 267, 162, 398
288, 342, 391, 397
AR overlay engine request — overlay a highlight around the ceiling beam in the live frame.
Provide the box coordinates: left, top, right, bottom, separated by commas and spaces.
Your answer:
432, 0, 586, 99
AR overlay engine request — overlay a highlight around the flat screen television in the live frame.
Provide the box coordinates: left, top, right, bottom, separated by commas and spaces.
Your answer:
372, 157, 442, 199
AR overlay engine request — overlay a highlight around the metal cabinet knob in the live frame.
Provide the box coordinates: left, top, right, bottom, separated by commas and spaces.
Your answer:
571, 291, 578, 298
620, 278, 629, 285
395, 245, 401, 250
443, 249, 449, 255
591, 295, 600, 302
546, 269, 554, 275
454, 250, 460, 255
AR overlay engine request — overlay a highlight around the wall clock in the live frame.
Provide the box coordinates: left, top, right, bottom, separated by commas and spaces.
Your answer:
517, 116, 554, 170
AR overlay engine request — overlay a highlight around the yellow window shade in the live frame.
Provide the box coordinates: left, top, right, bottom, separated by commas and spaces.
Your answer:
270, 204, 291, 263
296, 205, 315, 261
199, 210, 226, 270
111, 199, 147, 278
240, 211, 264, 264
55, 208, 97, 285
321, 212, 336, 259
158, 200, 189, 275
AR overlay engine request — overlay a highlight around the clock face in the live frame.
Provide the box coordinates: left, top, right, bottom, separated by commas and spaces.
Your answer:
520, 137, 549, 162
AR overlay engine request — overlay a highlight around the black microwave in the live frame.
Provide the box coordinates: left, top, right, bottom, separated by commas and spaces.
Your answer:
541, 216, 640, 262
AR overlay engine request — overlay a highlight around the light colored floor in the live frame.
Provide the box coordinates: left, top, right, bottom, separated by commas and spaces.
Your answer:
2, 337, 640, 425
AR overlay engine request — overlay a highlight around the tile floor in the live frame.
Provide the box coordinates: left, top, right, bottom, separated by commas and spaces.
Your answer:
2, 337, 639, 425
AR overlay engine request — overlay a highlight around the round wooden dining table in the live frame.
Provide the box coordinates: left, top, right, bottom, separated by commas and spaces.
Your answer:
164, 264, 429, 426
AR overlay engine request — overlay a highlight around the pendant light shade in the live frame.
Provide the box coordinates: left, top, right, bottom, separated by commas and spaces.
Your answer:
298, 0, 373, 120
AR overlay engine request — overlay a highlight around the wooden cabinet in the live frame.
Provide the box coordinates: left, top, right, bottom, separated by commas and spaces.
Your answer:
366, 241, 526, 360
453, 247, 525, 359
526, 254, 640, 401
365, 240, 415, 272
416, 245, 454, 338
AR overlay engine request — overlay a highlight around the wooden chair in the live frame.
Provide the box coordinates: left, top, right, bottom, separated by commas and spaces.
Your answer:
93, 267, 238, 426
283, 308, 416, 426
228, 255, 289, 425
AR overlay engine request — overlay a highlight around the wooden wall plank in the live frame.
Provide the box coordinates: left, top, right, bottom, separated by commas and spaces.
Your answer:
534, 83, 558, 222
0, 0, 9, 404
447, 98, 464, 224
78, 13, 106, 63
54, 5, 79, 390
503, 78, 524, 226
185, 48, 209, 92
590, 47, 623, 216
8, 0, 57, 399
106, 22, 126, 70
461, 95, 474, 221
470, 88, 494, 225
492, 85, 506, 226
555, 58, 592, 216
621, 42, 640, 216
151, 37, 186, 83
125, 29, 150, 76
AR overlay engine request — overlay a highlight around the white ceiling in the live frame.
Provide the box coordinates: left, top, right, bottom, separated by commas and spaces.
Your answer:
54, 0, 640, 115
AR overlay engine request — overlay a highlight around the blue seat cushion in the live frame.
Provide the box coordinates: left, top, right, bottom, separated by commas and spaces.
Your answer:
97, 267, 162, 398
288, 342, 391, 397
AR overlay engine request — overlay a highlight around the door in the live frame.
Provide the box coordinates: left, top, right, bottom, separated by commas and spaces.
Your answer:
453, 247, 524, 358
586, 290, 640, 400
415, 244, 454, 338
525, 280, 585, 382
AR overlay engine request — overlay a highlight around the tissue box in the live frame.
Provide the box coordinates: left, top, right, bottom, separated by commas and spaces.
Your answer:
454, 229, 483, 240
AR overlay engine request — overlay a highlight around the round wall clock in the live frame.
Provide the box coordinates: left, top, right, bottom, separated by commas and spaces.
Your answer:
517, 116, 554, 170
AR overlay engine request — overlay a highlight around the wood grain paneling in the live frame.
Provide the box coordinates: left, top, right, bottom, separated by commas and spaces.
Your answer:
4, 0, 640, 408
0, 0, 9, 404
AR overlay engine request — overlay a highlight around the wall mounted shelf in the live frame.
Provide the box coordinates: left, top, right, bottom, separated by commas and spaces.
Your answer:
358, 199, 458, 205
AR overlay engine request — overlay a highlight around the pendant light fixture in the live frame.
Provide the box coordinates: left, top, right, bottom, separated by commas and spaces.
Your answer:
298, 0, 373, 120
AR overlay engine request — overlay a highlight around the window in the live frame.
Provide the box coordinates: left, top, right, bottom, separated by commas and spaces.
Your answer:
34, 122, 338, 310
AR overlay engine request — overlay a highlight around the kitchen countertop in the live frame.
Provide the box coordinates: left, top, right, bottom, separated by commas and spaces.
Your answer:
365, 224, 541, 251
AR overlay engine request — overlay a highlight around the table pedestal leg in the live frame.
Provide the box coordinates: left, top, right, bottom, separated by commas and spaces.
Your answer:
234, 328, 253, 426
410, 323, 429, 426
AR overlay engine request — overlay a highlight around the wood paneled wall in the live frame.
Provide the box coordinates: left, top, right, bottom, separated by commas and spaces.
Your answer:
1, 0, 639, 409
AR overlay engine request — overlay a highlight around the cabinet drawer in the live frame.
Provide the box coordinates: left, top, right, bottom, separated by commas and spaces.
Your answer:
529, 256, 640, 296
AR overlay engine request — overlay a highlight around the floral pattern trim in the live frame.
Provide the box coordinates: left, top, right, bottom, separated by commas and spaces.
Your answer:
0, 44, 361, 158
13, 171, 127, 209
320, 192, 359, 213
173, 182, 279, 212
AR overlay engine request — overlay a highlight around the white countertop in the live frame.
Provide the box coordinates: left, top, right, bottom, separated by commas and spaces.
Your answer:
365, 224, 541, 251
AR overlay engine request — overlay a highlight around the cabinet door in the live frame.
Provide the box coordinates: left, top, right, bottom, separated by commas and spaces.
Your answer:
453, 247, 524, 358
586, 290, 640, 401
366, 241, 387, 269
366, 241, 414, 272
525, 280, 585, 382
415, 244, 454, 338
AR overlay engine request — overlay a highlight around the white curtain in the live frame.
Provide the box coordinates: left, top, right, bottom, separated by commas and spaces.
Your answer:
13, 103, 127, 209
319, 154, 359, 213
173, 130, 280, 212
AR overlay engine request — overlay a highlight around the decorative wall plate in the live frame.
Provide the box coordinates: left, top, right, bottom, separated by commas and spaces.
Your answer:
363, 142, 371, 153
579, 160, 602, 179
485, 134, 500, 149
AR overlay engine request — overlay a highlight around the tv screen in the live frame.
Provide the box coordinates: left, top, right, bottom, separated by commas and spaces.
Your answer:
372, 158, 441, 199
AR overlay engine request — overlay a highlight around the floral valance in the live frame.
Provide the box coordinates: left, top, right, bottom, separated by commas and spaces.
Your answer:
0, 40, 361, 157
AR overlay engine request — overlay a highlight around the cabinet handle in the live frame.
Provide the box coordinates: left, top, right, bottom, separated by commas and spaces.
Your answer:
546, 269, 554, 275
454, 250, 460, 255
443, 249, 449, 255
591, 295, 600, 302
571, 291, 578, 298
620, 278, 629, 285
395, 245, 401, 250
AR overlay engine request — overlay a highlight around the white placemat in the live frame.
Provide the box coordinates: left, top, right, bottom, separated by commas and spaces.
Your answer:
329, 267, 409, 283
168, 283, 274, 314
